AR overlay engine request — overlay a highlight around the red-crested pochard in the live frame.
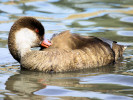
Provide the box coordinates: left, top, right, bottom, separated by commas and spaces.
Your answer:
8, 17, 126, 72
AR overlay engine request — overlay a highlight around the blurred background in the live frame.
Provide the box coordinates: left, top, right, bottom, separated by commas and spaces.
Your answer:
0, 0, 133, 100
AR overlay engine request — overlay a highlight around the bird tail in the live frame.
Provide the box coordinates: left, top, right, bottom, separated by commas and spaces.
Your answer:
112, 43, 127, 61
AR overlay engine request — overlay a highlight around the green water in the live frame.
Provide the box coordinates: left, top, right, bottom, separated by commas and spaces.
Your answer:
0, 0, 133, 100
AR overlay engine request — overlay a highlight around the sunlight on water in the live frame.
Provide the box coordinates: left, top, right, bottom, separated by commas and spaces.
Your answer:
0, 0, 133, 100
120, 16, 133, 23
117, 31, 133, 36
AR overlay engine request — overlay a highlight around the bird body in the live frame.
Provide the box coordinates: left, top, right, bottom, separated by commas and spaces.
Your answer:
8, 17, 126, 72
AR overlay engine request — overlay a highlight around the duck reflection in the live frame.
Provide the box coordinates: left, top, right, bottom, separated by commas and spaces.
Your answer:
4, 64, 119, 100
4, 58, 129, 100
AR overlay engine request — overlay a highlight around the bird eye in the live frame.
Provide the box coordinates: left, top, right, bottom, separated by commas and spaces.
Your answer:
35, 28, 39, 33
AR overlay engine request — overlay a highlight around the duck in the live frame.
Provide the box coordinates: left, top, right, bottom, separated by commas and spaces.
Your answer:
8, 17, 126, 72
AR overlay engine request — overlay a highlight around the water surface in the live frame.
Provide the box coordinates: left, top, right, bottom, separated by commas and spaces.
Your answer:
0, 0, 133, 100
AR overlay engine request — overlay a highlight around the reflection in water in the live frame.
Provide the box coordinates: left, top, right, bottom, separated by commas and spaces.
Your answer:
0, 0, 133, 100
4, 65, 133, 100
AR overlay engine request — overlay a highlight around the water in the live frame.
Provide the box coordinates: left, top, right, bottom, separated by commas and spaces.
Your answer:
0, 0, 133, 100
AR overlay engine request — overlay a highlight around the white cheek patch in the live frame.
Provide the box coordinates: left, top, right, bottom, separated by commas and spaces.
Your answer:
15, 28, 37, 56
